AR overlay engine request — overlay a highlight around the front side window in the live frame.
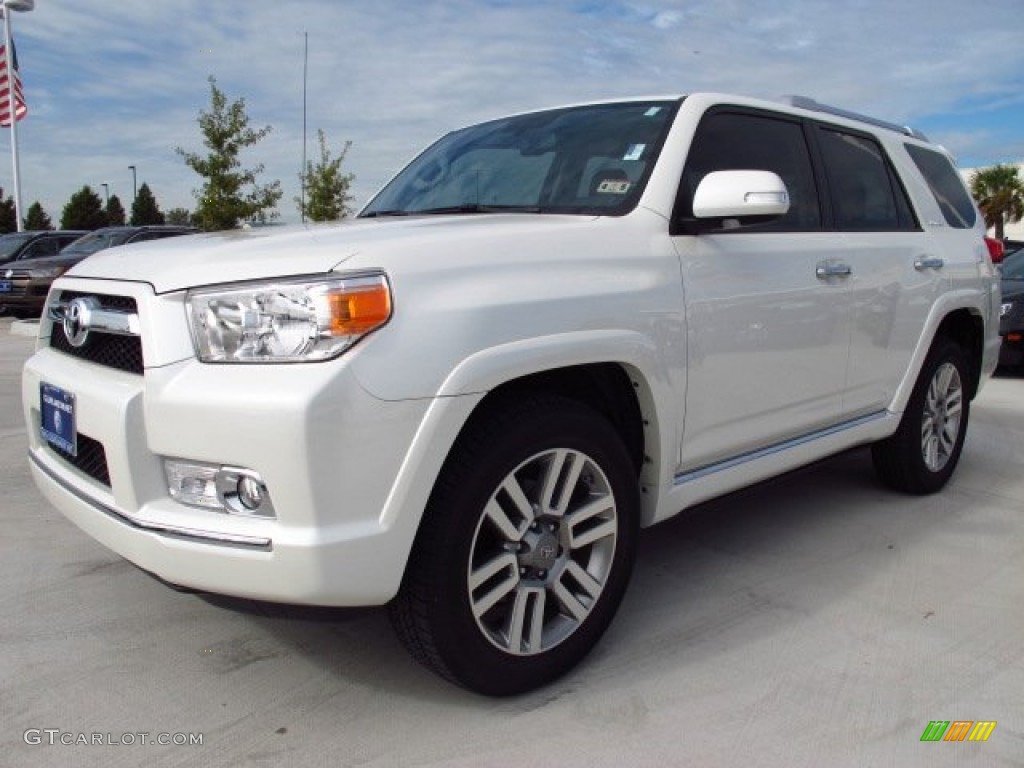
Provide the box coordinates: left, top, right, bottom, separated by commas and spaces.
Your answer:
361, 101, 679, 218
677, 110, 821, 231
817, 129, 916, 231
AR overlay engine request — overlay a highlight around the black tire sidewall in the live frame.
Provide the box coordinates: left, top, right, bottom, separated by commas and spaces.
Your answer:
421, 397, 639, 696
899, 340, 971, 493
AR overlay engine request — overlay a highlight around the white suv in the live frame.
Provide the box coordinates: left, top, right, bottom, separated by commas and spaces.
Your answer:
22, 93, 1000, 695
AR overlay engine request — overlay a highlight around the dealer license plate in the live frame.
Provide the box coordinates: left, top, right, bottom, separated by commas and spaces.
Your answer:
40, 383, 77, 457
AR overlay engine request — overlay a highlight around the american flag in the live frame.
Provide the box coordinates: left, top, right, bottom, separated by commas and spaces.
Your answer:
0, 35, 27, 127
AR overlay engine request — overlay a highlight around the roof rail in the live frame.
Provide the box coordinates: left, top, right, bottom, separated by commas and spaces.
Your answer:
779, 95, 929, 142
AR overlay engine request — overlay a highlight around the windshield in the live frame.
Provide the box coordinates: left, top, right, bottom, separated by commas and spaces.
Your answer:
0, 232, 35, 259
63, 230, 134, 255
361, 100, 679, 218
1002, 249, 1024, 280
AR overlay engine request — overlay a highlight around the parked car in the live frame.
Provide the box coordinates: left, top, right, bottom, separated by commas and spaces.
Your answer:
0, 230, 88, 267
999, 246, 1024, 369
1003, 239, 1024, 261
1, 225, 196, 317
23, 94, 999, 695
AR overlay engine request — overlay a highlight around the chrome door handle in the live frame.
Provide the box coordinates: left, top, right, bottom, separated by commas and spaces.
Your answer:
914, 257, 944, 271
816, 263, 852, 279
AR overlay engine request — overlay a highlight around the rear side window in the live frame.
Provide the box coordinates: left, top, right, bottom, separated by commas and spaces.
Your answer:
904, 144, 977, 229
679, 110, 821, 231
817, 128, 916, 231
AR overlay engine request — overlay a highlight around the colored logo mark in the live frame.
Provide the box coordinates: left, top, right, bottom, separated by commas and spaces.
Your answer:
920, 721, 996, 742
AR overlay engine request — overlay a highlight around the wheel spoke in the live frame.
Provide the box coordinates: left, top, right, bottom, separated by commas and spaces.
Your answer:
505, 586, 545, 653
540, 450, 584, 517
484, 475, 534, 541
552, 561, 603, 622
469, 553, 520, 617
565, 495, 617, 549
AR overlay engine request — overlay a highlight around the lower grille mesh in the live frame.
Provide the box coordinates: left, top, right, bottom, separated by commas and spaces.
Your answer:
47, 432, 111, 488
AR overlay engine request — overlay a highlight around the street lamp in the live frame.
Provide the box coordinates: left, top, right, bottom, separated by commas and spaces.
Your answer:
2, 0, 35, 232
101, 183, 109, 206
128, 165, 137, 202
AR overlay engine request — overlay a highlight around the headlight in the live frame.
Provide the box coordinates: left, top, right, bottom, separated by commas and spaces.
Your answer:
29, 266, 68, 279
187, 273, 392, 363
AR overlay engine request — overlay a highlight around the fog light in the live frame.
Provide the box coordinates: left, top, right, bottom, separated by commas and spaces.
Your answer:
237, 475, 265, 511
164, 459, 276, 518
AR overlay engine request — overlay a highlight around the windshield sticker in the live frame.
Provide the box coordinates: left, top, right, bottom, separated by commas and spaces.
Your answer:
597, 179, 632, 195
644, 107, 662, 117
623, 144, 645, 161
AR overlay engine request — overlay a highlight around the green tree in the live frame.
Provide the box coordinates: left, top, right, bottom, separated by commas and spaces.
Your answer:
165, 207, 192, 226
296, 129, 355, 222
106, 194, 127, 226
970, 164, 1024, 241
176, 76, 282, 231
24, 201, 53, 231
0, 190, 16, 233
60, 186, 108, 230
130, 182, 166, 225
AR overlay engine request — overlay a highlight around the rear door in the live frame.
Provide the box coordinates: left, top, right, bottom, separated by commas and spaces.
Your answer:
813, 126, 944, 418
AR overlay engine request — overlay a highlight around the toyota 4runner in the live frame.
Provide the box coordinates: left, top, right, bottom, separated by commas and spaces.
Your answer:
22, 93, 1000, 695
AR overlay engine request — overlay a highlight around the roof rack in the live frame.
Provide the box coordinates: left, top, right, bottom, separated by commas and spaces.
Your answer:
779, 95, 929, 142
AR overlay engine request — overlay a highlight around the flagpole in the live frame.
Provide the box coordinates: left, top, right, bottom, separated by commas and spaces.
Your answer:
2, 5, 23, 231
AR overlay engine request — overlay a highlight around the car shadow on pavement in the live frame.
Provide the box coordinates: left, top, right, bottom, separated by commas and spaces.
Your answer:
163, 444, 958, 705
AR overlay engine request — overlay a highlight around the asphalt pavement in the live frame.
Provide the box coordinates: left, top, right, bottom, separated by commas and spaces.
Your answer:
2, 316, 1022, 767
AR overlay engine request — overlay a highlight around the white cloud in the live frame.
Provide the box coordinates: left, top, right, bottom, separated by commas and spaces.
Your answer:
2, 0, 1022, 224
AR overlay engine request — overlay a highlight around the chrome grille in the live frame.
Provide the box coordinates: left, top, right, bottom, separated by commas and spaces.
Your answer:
48, 291, 144, 375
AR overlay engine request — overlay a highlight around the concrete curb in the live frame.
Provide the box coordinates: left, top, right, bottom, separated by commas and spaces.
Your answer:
9, 320, 39, 338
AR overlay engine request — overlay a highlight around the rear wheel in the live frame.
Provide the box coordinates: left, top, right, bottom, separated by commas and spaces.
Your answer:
872, 338, 971, 494
390, 394, 639, 696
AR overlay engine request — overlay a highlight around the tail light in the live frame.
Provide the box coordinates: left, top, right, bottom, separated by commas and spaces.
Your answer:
985, 236, 1005, 264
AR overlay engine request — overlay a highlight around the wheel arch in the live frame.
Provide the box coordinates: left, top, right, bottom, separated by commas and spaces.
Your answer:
891, 299, 988, 413
933, 309, 985, 399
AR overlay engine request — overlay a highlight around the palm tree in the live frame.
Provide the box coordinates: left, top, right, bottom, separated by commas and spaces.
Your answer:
970, 164, 1024, 240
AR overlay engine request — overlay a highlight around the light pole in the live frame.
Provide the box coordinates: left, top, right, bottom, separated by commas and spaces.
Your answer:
2, 0, 34, 232
101, 183, 110, 210
128, 165, 136, 202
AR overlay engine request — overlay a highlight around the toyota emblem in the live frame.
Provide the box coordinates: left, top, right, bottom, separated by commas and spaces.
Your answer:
63, 297, 97, 348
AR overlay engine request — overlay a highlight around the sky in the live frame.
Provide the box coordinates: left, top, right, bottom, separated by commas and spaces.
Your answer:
4, 0, 1024, 225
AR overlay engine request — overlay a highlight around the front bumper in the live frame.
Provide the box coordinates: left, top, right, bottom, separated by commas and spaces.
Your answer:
22, 278, 438, 606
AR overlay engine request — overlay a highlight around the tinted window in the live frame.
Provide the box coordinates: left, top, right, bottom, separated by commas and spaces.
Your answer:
817, 129, 915, 231
20, 238, 61, 259
679, 111, 821, 231
904, 144, 977, 229
362, 101, 678, 217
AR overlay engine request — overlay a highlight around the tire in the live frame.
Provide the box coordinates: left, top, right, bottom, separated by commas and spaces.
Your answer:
389, 394, 640, 696
872, 338, 971, 494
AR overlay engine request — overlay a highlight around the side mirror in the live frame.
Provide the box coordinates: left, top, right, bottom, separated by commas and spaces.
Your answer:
690, 170, 790, 230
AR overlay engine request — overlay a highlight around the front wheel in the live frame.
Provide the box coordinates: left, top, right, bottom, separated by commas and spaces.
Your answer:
872, 338, 971, 494
390, 395, 639, 696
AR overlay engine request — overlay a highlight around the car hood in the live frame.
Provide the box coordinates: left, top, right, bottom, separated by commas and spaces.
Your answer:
66, 216, 599, 293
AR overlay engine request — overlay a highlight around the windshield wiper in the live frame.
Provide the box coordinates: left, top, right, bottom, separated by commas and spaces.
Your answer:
360, 209, 411, 218
413, 204, 543, 215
